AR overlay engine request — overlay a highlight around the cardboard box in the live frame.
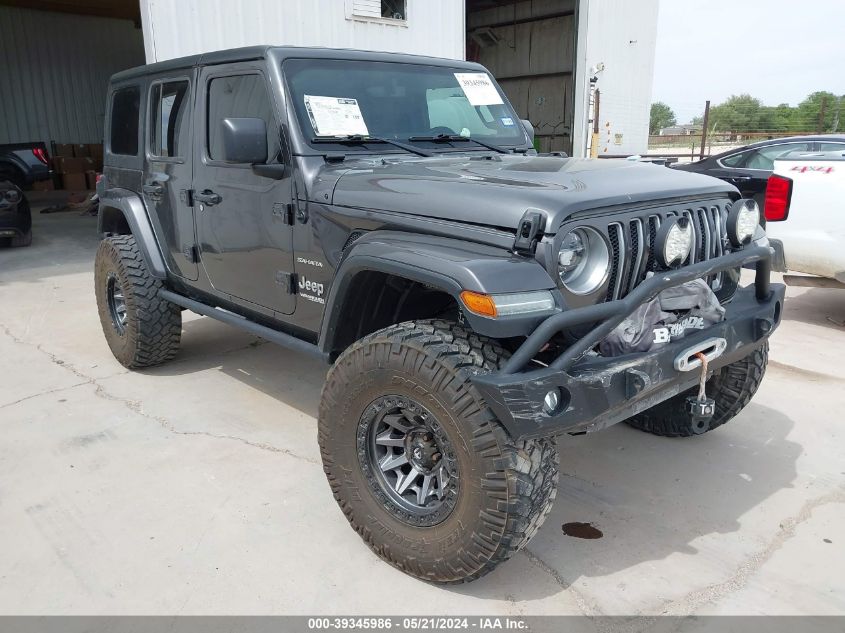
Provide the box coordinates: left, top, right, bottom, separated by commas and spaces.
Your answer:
54, 143, 74, 158
31, 179, 55, 191
88, 144, 104, 170
72, 144, 90, 158
85, 170, 97, 190
61, 172, 88, 191
54, 156, 94, 174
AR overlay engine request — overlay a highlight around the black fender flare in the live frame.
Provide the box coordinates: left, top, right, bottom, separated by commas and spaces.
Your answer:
98, 187, 168, 279
318, 231, 559, 353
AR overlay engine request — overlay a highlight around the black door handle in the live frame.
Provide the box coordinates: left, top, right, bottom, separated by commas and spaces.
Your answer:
143, 183, 164, 196
194, 190, 222, 206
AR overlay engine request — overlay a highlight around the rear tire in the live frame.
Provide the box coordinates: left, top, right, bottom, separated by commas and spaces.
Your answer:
625, 343, 768, 437
319, 320, 558, 583
94, 235, 181, 368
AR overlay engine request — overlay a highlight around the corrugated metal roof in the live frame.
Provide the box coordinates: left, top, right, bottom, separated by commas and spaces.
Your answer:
0, 5, 145, 146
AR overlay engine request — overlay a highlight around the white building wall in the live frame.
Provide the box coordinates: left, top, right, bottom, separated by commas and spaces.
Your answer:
0, 6, 145, 146
572, 0, 659, 157
141, 0, 465, 63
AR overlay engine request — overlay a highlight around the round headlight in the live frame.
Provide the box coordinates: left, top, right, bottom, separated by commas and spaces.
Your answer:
727, 199, 759, 247
655, 216, 693, 268
4, 189, 20, 204
557, 227, 610, 294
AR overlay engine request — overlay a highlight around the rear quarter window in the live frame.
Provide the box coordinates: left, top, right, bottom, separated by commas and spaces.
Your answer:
110, 86, 141, 156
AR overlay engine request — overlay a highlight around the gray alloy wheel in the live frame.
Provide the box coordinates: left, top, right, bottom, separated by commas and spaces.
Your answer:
359, 395, 460, 526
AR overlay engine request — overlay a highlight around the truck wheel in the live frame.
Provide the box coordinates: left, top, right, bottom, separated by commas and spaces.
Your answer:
94, 235, 181, 369
625, 343, 768, 437
319, 320, 558, 583
9, 198, 32, 246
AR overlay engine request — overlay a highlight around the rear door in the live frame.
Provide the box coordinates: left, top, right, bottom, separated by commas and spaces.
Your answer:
720, 141, 813, 198
143, 76, 198, 280
193, 63, 296, 315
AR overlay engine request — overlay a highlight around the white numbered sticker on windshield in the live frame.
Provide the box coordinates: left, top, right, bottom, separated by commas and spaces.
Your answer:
304, 95, 369, 137
454, 73, 504, 106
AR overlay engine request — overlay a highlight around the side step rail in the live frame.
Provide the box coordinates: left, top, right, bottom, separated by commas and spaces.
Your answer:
159, 289, 329, 364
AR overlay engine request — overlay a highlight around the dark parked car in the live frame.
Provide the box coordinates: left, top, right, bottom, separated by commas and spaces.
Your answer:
673, 135, 845, 210
0, 142, 52, 189
0, 181, 32, 246
95, 46, 783, 584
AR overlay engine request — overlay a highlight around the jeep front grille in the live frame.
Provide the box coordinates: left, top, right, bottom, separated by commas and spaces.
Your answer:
603, 201, 731, 302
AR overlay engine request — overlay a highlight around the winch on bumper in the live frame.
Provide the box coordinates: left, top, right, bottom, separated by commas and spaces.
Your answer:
472, 246, 785, 440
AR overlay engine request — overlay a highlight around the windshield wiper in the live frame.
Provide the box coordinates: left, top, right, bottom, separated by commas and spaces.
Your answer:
408, 134, 511, 154
311, 135, 432, 157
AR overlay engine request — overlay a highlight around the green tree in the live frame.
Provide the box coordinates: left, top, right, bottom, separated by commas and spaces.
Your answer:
650, 102, 677, 134
708, 95, 764, 132
794, 91, 840, 133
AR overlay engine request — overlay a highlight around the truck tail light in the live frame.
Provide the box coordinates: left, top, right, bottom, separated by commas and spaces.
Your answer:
764, 174, 792, 222
32, 147, 49, 165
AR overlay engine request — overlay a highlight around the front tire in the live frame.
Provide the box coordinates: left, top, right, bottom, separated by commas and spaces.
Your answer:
625, 343, 768, 437
94, 235, 181, 369
319, 320, 558, 583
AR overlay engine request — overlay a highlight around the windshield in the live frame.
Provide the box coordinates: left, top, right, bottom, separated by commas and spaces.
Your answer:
284, 59, 527, 151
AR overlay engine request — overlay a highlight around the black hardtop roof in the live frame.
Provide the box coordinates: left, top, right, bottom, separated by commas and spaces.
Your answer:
110, 45, 483, 84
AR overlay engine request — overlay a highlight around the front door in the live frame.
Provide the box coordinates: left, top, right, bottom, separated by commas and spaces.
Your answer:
193, 63, 296, 315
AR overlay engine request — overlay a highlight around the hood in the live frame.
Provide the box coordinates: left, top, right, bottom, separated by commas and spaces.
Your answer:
325, 155, 737, 233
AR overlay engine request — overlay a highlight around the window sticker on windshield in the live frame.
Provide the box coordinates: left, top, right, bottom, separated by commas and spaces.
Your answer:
304, 95, 369, 137
454, 73, 504, 106
501, 117, 515, 126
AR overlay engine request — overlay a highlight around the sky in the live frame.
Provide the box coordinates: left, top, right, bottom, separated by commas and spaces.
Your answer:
652, 0, 845, 124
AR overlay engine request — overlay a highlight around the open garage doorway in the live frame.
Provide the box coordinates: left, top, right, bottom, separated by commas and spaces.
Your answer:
465, 0, 577, 155
0, 0, 144, 189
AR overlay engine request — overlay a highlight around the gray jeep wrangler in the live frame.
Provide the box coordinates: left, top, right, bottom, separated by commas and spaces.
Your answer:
95, 46, 784, 583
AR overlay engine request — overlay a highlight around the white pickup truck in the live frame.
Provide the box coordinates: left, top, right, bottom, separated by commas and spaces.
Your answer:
765, 150, 845, 288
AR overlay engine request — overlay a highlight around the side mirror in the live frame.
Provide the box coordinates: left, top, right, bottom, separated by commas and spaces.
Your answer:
220, 117, 268, 164
521, 119, 535, 144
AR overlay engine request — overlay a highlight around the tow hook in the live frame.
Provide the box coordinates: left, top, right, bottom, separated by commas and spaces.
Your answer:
685, 351, 716, 434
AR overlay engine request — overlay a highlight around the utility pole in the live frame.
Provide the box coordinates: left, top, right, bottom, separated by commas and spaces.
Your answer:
699, 100, 711, 161
818, 96, 828, 134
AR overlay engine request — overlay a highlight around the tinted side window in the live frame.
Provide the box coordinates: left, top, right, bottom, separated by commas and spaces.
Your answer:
819, 142, 845, 152
207, 74, 279, 162
745, 142, 811, 170
150, 81, 191, 158
720, 151, 749, 168
110, 86, 141, 155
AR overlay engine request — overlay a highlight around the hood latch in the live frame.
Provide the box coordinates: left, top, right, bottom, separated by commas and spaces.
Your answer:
513, 210, 546, 255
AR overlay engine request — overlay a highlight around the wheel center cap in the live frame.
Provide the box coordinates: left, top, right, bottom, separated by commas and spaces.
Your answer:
406, 430, 440, 472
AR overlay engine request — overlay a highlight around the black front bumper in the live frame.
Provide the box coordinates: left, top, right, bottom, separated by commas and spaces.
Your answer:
472, 246, 785, 440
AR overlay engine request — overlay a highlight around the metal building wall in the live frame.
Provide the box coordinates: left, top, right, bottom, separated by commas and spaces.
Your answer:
573, 0, 659, 157
140, 0, 465, 63
0, 6, 145, 147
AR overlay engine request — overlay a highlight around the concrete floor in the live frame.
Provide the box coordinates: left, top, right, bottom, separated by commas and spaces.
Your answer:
1, 192, 843, 616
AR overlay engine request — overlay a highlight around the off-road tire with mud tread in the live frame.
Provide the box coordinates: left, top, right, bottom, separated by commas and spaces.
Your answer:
94, 234, 181, 369
625, 343, 768, 437
319, 319, 558, 584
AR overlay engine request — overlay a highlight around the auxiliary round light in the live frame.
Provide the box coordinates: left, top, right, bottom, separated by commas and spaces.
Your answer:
655, 216, 693, 269
727, 199, 760, 247
557, 227, 610, 295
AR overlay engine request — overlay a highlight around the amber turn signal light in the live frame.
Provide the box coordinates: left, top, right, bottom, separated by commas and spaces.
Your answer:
460, 290, 498, 318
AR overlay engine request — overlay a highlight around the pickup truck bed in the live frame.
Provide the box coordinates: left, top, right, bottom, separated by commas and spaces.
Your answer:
0, 142, 52, 189
766, 150, 845, 285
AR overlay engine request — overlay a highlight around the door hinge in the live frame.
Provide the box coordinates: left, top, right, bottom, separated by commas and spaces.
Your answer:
275, 271, 297, 294
273, 203, 295, 225
513, 209, 546, 255
180, 189, 194, 207
183, 246, 199, 263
